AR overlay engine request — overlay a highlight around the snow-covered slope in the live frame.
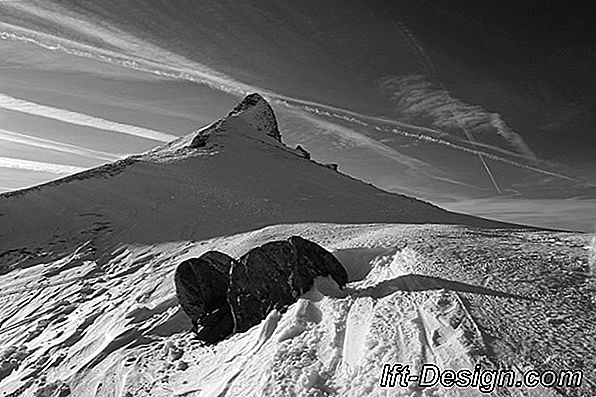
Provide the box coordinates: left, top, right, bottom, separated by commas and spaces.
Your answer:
0, 93, 513, 273
0, 223, 592, 396
2, 94, 593, 397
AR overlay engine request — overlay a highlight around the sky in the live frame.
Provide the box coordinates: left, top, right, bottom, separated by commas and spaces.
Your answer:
0, 0, 594, 231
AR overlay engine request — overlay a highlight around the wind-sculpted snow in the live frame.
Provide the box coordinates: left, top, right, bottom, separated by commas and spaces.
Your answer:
0, 223, 592, 396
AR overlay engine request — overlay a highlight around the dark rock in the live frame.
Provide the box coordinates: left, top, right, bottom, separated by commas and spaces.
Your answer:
194, 306, 235, 344
227, 241, 298, 333
289, 236, 348, 287
190, 133, 209, 148
175, 236, 348, 342
228, 236, 347, 333
295, 145, 311, 159
174, 251, 235, 343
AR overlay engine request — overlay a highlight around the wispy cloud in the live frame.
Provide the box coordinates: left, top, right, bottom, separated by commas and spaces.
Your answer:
0, 156, 85, 174
0, 128, 120, 161
0, 4, 584, 192
0, 19, 252, 97
0, 93, 177, 142
276, 97, 583, 184
279, 106, 430, 172
379, 74, 536, 158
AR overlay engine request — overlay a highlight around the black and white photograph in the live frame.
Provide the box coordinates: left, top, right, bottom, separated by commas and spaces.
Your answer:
0, 1, 594, 396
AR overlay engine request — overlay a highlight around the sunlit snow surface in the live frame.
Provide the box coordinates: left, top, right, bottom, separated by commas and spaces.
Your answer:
0, 223, 593, 396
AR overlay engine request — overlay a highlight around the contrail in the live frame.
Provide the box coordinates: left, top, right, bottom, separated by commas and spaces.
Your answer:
386, 126, 581, 182
0, 156, 85, 174
277, 98, 584, 183
284, 97, 539, 162
0, 22, 253, 97
280, 105, 430, 171
393, 19, 503, 193
0, 14, 587, 188
0, 128, 121, 161
0, 93, 177, 142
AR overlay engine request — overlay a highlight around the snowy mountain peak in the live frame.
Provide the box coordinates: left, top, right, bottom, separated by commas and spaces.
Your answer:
191, 93, 282, 147
225, 93, 282, 142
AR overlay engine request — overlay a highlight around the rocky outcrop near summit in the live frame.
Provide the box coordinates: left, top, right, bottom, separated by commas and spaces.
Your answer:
174, 236, 348, 342
294, 145, 311, 159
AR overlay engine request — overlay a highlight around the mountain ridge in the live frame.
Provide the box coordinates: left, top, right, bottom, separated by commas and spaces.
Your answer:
0, 94, 526, 272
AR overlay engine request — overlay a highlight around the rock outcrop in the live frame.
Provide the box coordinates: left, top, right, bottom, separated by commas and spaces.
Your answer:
174, 236, 347, 342
294, 145, 311, 159
174, 251, 236, 343
190, 131, 209, 148
228, 236, 348, 333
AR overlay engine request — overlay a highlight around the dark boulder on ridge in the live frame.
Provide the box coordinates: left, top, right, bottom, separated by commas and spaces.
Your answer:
174, 251, 236, 343
174, 236, 348, 342
228, 236, 348, 333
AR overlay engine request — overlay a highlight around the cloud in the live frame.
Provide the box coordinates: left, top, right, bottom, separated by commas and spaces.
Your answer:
0, 128, 121, 161
278, 105, 430, 172
275, 97, 581, 184
0, 93, 177, 142
0, 5, 582, 191
379, 74, 536, 158
0, 156, 85, 174
0, 19, 253, 97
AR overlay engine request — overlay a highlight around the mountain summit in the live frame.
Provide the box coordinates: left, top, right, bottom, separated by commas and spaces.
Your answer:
0, 94, 515, 272
190, 93, 281, 148
221, 93, 282, 143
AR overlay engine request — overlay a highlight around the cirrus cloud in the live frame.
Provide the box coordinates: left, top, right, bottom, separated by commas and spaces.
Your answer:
0, 156, 85, 174
379, 74, 536, 158
0, 93, 177, 142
